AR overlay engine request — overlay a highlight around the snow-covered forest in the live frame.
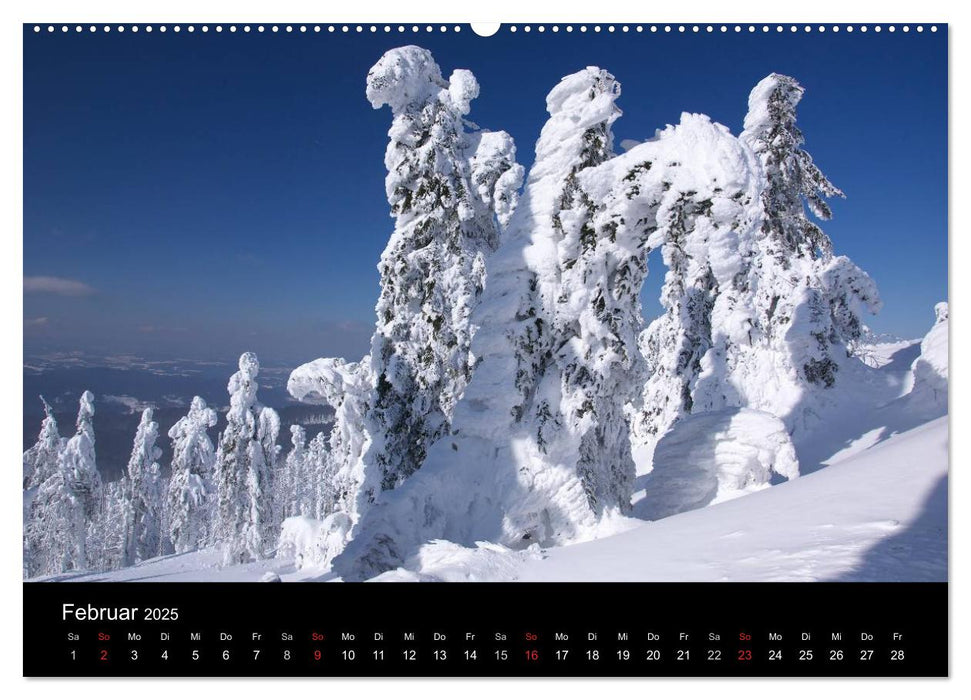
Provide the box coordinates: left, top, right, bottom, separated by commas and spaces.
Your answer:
23, 46, 948, 583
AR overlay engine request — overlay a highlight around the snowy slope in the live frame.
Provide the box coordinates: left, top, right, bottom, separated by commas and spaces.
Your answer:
48, 413, 946, 584
515, 416, 947, 582
34, 547, 325, 583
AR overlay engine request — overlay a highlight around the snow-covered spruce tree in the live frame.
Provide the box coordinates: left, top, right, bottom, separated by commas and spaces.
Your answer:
277, 425, 308, 519
632, 169, 761, 445
23, 397, 61, 490
541, 109, 760, 531
362, 46, 522, 498
257, 406, 282, 541
23, 399, 62, 575
215, 352, 274, 564
288, 358, 370, 521
337, 68, 640, 578
24, 471, 84, 576
166, 396, 218, 553
307, 431, 339, 519
529, 67, 638, 519
738, 73, 880, 400
24, 391, 102, 576
123, 408, 165, 564
337, 84, 765, 580
548, 109, 760, 527
90, 478, 134, 572
65, 390, 103, 570
61, 391, 102, 522
629, 74, 880, 447
287, 47, 522, 541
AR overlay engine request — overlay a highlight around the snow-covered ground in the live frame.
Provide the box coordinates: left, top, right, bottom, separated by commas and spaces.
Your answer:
49, 409, 946, 584
516, 416, 947, 582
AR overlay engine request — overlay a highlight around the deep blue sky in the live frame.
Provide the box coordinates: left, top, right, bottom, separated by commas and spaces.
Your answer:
24, 25, 947, 366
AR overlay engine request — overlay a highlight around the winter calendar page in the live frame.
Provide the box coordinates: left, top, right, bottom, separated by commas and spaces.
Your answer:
21, 20, 948, 678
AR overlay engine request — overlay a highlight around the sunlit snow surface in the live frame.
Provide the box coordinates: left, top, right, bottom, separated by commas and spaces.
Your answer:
52, 416, 946, 583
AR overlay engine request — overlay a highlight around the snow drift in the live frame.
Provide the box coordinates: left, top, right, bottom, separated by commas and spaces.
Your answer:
637, 408, 799, 521
906, 302, 949, 414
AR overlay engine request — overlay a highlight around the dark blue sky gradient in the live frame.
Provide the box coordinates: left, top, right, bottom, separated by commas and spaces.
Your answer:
24, 26, 947, 364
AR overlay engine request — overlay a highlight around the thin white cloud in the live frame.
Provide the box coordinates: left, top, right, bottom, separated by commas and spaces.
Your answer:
24, 316, 49, 327
24, 276, 95, 296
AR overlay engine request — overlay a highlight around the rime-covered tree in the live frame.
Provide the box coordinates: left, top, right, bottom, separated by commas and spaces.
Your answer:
632, 147, 762, 444
61, 391, 101, 521
289, 358, 370, 520
277, 425, 308, 519
89, 478, 134, 572
307, 430, 339, 519
456, 65, 641, 525
166, 397, 218, 553
24, 391, 101, 575
24, 470, 84, 576
23, 397, 61, 490
288, 46, 522, 533
338, 77, 764, 580
123, 408, 165, 564
257, 406, 281, 538
335, 68, 625, 576
544, 69, 644, 514
740, 73, 880, 393
215, 352, 273, 564
630, 75, 882, 446
744, 74, 844, 261
904, 302, 949, 415
362, 46, 523, 497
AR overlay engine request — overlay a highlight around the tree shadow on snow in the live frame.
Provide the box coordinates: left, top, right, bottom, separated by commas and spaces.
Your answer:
786, 361, 945, 476
829, 473, 947, 582
631, 410, 737, 522
880, 342, 922, 374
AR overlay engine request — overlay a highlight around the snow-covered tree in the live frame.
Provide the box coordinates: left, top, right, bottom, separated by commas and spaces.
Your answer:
903, 302, 949, 415
631, 134, 762, 444
361, 46, 523, 498
257, 406, 281, 539
288, 358, 370, 520
307, 430, 339, 519
123, 408, 165, 564
627, 74, 881, 447
337, 74, 765, 580
88, 478, 134, 572
277, 425, 308, 519
24, 471, 84, 577
331, 67, 619, 577
215, 352, 273, 564
60, 391, 102, 521
334, 68, 623, 576
466, 65, 642, 526
739, 73, 880, 395
287, 47, 522, 540
24, 391, 101, 576
744, 74, 844, 261
166, 396, 218, 553
23, 397, 61, 490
